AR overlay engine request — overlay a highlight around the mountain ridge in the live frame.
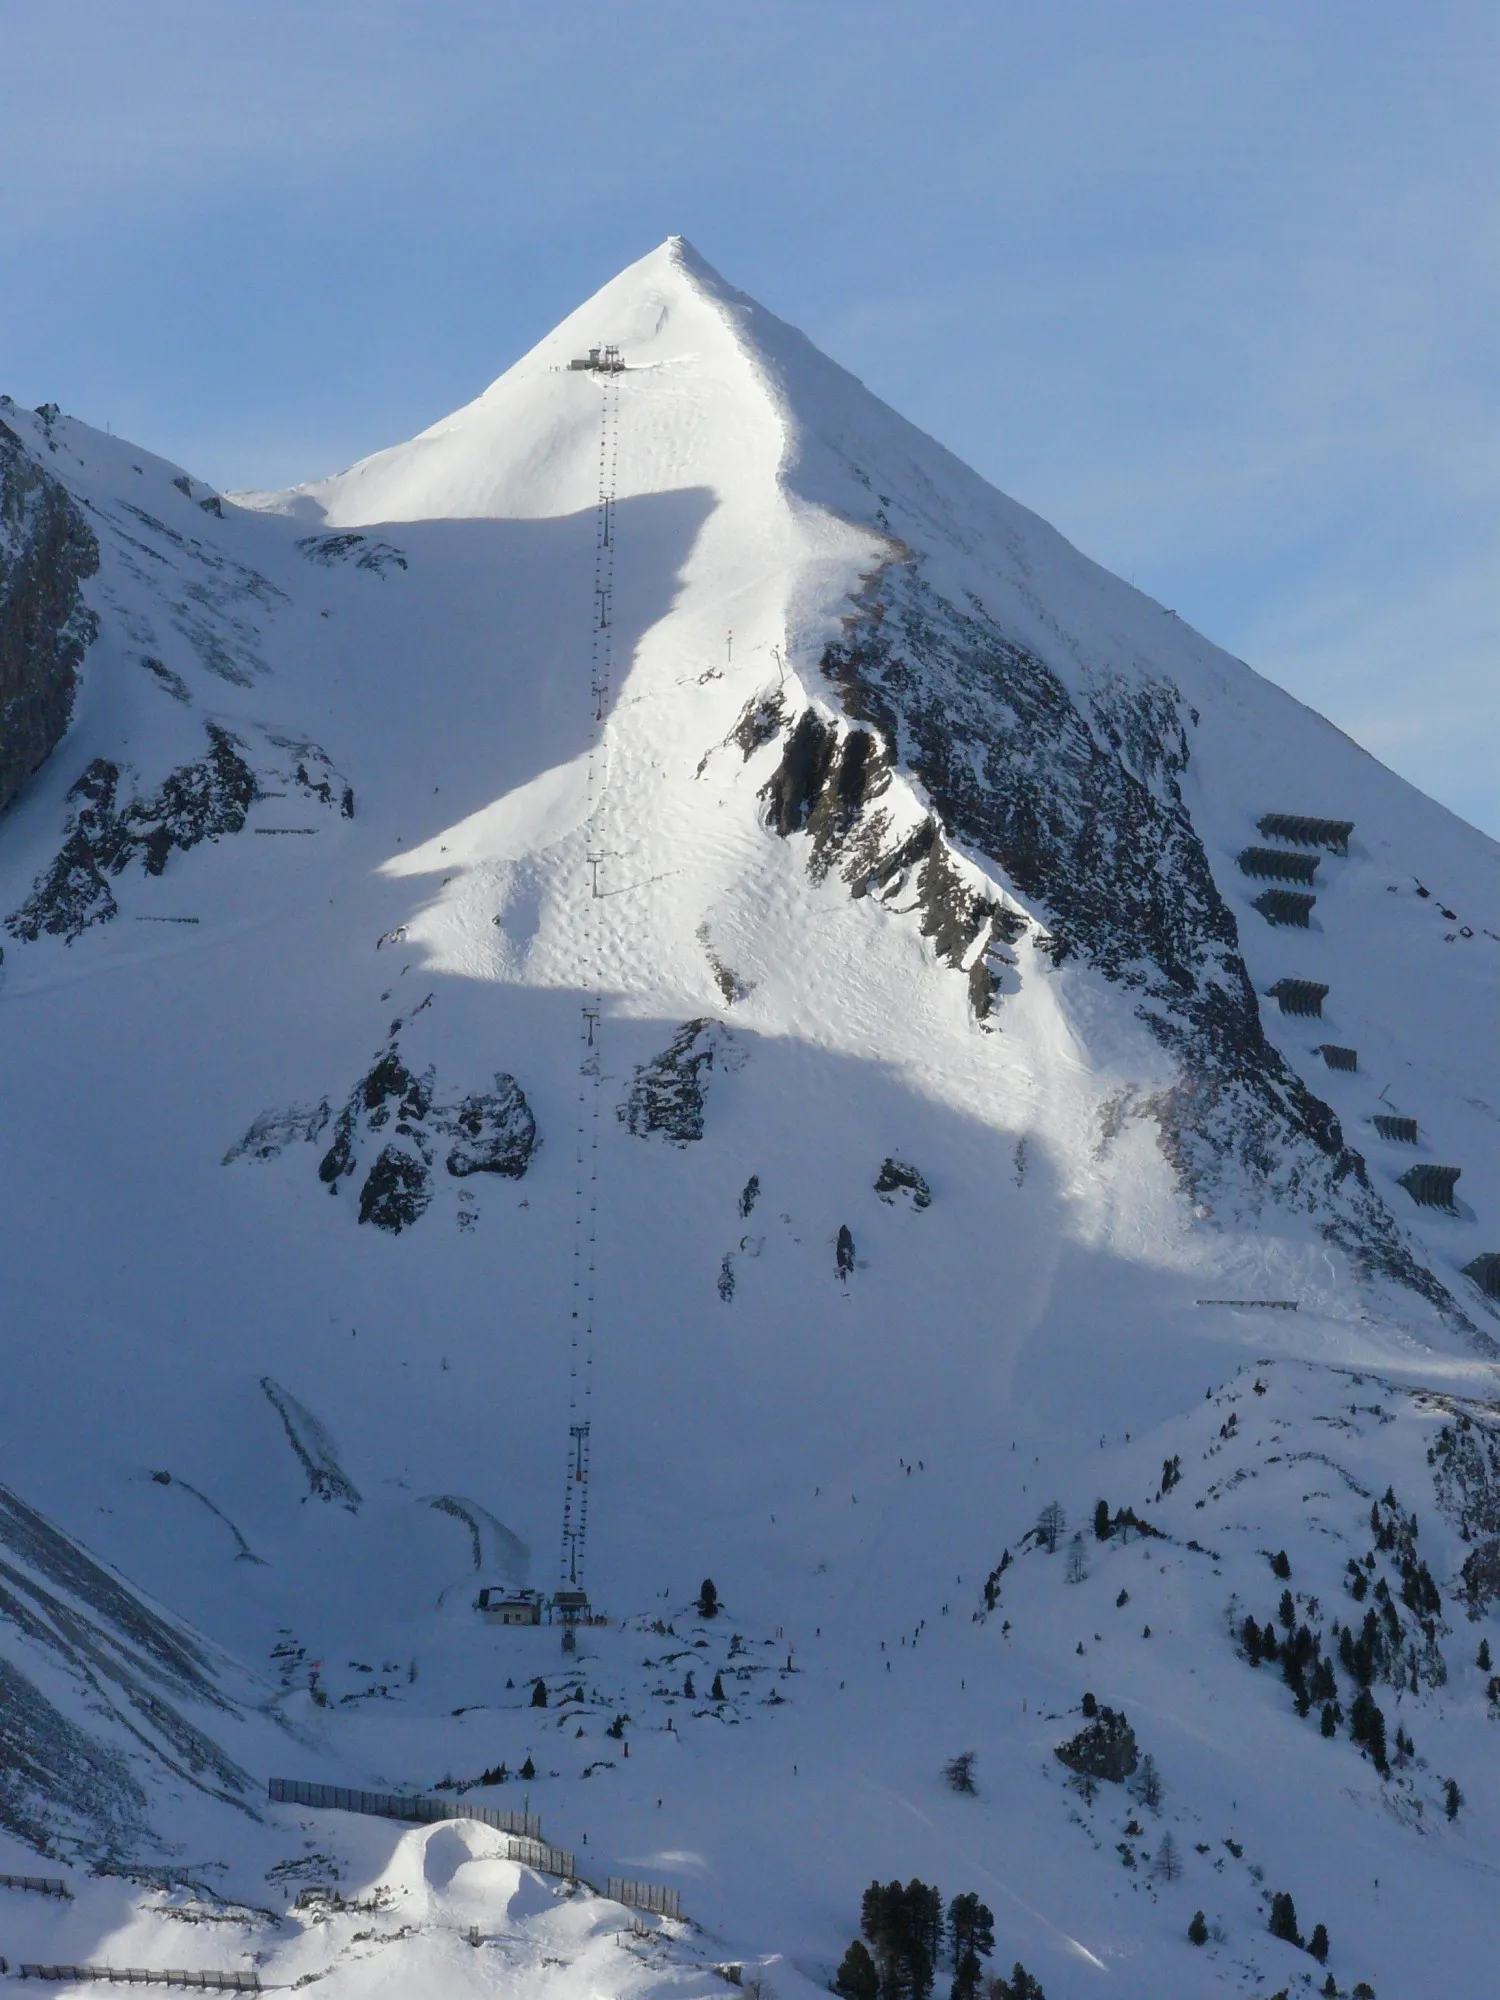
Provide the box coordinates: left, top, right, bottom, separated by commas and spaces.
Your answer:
0, 239, 1497, 1997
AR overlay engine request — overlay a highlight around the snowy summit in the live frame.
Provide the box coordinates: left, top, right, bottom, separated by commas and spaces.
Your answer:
0, 237, 1497, 1999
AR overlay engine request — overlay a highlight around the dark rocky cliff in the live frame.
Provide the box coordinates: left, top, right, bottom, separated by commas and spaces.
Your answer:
0, 413, 99, 815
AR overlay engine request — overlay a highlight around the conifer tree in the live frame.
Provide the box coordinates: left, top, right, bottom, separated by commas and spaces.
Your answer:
711, 1671, 726, 1701
993, 1966, 1044, 2000
944, 1751, 978, 1794
1094, 1499, 1111, 1540
1267, 1891, 1301, 1947
1271, 1550, 1291, 1579
1308, 1923, 1329, 1963
836, 1941, 880, 2000
1445, 1777, 1463, 1821
1187, 1911, 1208, 1946
949, 1949, 981, 2000
519, 1755, 535, 1780
684, 1671, 695, 1699
1478, 1638, 1491, 1672
697, 1578, 719, 1617
1350, 1688, 1388, 1772
530, 1678, 548, 1707
1133, 1753, 1163, 1812
860, 1879, 948, 2000
1037, 1502, 1065, 1553
947, 1891, 994, 1965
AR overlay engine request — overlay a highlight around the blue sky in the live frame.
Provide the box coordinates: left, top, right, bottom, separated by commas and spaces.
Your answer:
3, 2, 1495, 831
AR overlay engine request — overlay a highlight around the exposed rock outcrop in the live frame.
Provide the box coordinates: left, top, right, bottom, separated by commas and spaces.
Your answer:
619, 1019, 742, 1145
874, 1158, 931, 1209
7, 726, 351, 944
0, 415, 99, 814
793, 565, 1465, 1324
231, 1023, 539, 1235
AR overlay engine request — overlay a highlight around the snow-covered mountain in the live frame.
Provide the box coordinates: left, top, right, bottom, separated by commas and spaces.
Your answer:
1, 237, 1498, 1999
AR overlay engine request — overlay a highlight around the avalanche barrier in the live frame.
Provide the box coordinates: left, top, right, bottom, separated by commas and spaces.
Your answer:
268, 1778, 540, 1839
608, 1875, 682, 1918
0, 1875, 70, 1898
18, 1971, 259, 1991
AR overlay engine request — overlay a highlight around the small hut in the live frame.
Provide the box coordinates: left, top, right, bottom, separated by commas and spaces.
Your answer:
476, 1587, 541, 1627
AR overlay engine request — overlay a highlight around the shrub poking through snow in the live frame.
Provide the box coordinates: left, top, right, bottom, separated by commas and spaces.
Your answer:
943, 1751, 977, 1794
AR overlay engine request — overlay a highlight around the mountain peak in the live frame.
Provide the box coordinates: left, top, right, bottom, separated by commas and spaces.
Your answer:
2, 240, 1498, 1997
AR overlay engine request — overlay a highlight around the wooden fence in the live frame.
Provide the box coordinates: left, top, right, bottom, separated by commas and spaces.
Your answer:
608, 1876, 682, 1919
268, 1778, 540, 1839
0, 1875, 70, 1898
503, 1834, 576, 1879
18, 1971, 259, 1991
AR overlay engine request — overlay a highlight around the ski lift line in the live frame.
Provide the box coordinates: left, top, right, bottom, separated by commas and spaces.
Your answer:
560, 351, 620, 1596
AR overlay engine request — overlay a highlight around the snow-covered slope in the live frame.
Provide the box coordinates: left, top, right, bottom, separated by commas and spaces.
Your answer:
1, 239, 1497, 1999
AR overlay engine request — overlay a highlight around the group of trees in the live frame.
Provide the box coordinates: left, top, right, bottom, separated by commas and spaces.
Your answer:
1267, 1891, 1329, 1964
834, 1881, 1042, 2000
1239, 1597, 1407, 1773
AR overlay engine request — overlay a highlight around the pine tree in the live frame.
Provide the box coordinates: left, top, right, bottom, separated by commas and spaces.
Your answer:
1037, 1502, 1065, 1553
947, 1891, 994, 1964
1279, 1589, 1295, 1629
1187, 1911, 1208, 1946
1271, 1550, 1291, 1579
1267, 1891, 1301, 1947
1308, 1923, 1329, 1963
1133, 1753, 1163, 1812
1445, 1777, 1463, 1821
861, 1879, 946, 2000
530, 1678, 548, 1707
993, 1967, 1044, 2000
1094, 1499, 1111, 1540
949, 1949, 980, 2000
519, 1754, 535, 1780
1153, 1832, 1182, 1882
1350, 1688, 1388, 1772
696, 1578, 719, 1618
1320, 1702, 1338, 1738
1478, 1638, 1492, 1672
944, 1751, 978, 1794
1322, 1978, 1338, 1999
861, 1880, 912, 2000
1081, 1691, 1098, 1717
835, 1941, 880, 2000
684, 1671, 695, 1699
711, 1672, 726, 1701
908, 1880, 943, 1986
